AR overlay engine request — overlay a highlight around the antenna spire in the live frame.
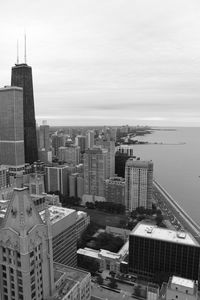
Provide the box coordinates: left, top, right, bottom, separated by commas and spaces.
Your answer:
17, 40, 19, 64
24, 33, 27, 64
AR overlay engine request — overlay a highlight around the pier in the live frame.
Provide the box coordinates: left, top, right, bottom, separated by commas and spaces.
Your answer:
153, 180, 200, 243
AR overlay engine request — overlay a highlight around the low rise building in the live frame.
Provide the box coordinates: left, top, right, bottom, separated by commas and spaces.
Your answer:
164, 276, 198, 300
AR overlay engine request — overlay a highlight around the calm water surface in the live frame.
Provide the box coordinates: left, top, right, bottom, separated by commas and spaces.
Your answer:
131, 127, 200, 225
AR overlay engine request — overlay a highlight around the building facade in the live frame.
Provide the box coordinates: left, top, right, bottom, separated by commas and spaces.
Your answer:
11, 63, 38, 164
104, 177, 125, 204
129, 224, 200, 283
83, 148, 107, 197
58, 145, 80, 165
0, 86, 25, 167
125, 159, 153, 210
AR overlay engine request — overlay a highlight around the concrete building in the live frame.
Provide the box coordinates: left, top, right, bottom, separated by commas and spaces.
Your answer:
125, 159, 153, 210
104, 177, 125, 204
83, 148, 108, 197
96, 140, 115, 178
0, 86, 25, 167
69, 173, 84, 198
38, 120, 50, 151
76, 211, 90, 241
75, 135, 86, 153
0, 166, 9, 189
77, 241, 129, 274
0, 183, 91, 300
58, 145, 80, 165
40, 206, 77, 267
165, 276, 198, 300
29, 174, 45, 195
129, 223, 200, 283
11, 63, 38, 164
45, 165, 75, 196
51, 133, 66, 157
116, 145, 134, 156
86, 130, 94, 149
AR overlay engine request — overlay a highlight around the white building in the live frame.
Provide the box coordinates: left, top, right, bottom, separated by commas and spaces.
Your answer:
125, 159, 153, 210
165, 276, 198, 300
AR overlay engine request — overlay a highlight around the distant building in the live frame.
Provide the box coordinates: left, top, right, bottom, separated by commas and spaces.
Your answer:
115, 151, 131, 178
0, 86, 25, 167
125, 159, 153, 210
45, 165, 75, 196
75, 135, 86, 153
165, 276, 198, 300
11, 63, 38, 164
76, 211, 90, 241
58, 145, 80, 165
29, 173, 45, 195
86, 130, 94, 149
116, 145, 134, 156
38, 120, 50, 151
0, 166, 9, 189
104, 177, 125, 204
83, 148, 108, 197
96, 140, 115, 178
129, 223, 200, 284
51, 133, 66, 157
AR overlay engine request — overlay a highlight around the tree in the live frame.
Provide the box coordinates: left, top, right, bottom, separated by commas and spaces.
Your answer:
109, 277, 118, 289
96, 275, 103, 285
155, 214, 163, 226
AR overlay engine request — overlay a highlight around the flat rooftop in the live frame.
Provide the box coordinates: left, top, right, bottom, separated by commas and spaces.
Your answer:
53, 263, 90, 299
171, 276, 194, 289
131, 223, 199, 246
39, 206, 75, 224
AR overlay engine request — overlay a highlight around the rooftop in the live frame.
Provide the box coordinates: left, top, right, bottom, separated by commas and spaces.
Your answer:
40, 206, 75, 224
53, 263, 90, 299
131, 223, 199, 246
171, 276, 195, 289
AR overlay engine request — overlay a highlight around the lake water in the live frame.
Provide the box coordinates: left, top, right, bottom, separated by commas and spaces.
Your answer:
130, 127, 200, 225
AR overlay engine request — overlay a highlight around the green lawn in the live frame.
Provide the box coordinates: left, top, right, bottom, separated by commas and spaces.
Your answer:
74, 207, 128, 228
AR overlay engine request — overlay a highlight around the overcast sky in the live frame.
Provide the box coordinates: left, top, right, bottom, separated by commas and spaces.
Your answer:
0, 0, 200, 126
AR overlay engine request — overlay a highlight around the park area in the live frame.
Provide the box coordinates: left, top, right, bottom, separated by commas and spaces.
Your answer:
75, 206, 128, 228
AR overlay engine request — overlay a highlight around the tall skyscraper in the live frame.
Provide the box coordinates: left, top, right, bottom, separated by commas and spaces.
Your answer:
0, 86, 25, 166
83, 148, 107, 197
125, 158, 153, 210
96, 140, 115, 178
11, 63, 38, 164
86, 130, 94, 149
38, 120, 50, 151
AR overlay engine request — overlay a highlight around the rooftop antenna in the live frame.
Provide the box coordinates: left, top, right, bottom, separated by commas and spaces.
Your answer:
24, 33, 27, 64
17, 40, 19, 64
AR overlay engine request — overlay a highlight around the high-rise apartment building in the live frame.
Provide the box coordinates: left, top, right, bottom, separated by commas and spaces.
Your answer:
58, 145, 80, 165
11, 63, 38, 164
75, 135, 86, 153
96, 140, 115, 178
125, 159, 153, 210
0, 86, 25, 167
104, 177, 125, 204
86, 130, 94, 149
38, 120, 50, 151
83, 148, 107, 197
51, 133, 66, 157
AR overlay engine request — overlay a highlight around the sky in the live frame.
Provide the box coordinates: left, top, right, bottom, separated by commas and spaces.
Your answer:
0, 0, 200, 126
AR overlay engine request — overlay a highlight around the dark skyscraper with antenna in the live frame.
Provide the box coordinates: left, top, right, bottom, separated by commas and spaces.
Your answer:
11, 37, 38, 164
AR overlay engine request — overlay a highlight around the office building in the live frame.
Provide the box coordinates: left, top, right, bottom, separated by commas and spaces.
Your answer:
38, 120, 50, 151
83, 148, 107, 197
11, 63, 38, 164
29, 173, 45, 195
116, 145, 134, 156
40, 206, 77, 267
0, 86, 25, 167
0, 166, 9, 189
129, 223, 200, 283
0, 182, 91, 300
104, 177, 125, 204
0, 186, 55, 299
45, 165, 69, 196
75, 135, 86, 153
125, 159, 153, 210
86, 130, 94, 149
58, 145, 80, 165
165, 276, 198, 300
115, 151, 131, 178
51, 133, 66, 157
